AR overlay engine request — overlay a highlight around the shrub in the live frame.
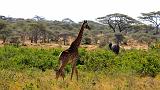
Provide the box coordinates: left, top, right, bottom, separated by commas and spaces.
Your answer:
80, 48, 160, 77
0, 46, 159, 77
83, 37, 92, 45
0, 46, 61, 71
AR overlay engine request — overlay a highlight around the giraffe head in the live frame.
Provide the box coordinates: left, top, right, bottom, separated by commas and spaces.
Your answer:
83, 20, 91, 30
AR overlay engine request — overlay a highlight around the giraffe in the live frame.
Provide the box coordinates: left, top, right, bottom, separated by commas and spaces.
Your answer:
55, 20, 90, 81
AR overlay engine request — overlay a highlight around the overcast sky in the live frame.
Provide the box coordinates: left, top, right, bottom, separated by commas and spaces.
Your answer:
0, 0, 159, 22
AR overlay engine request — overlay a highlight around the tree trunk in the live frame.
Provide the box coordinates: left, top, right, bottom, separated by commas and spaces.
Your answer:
31, 36, 33, 43
34, 35, 38, 43
155, 25, 159, 34
118, 24, 122, 32
33, 30, 38, 43
2, 37, 6, 44
42, 34, 46, 43
108, 23, 116, 32
108, 20, 116, 32
21, 34, 26, 45
47, 38, 50, 43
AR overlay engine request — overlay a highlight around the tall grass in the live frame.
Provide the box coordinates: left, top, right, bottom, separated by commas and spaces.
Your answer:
0, 69, 160, 90
0, 45, 160, 89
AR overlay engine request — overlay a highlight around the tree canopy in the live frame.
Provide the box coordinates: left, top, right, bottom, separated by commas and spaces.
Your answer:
96, 13, 141, 33
138, 11, 160, 34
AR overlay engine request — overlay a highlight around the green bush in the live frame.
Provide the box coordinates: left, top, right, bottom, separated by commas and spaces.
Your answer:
0, 45, 159, 77
83, 37, 92, 45
0, 46, 60, 71
80, 48, 160, 77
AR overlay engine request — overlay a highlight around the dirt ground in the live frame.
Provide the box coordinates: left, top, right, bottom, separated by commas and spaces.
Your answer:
121, 39, 148, 50
0, 39, 149, 50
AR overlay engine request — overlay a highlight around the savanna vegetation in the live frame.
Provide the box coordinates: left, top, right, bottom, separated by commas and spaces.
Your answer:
0, 11, 160, 46
0, 11, 160, 90
0, 45, 160, 90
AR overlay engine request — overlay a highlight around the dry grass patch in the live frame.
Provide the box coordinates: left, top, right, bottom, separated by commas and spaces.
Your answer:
0, 69, 160, 90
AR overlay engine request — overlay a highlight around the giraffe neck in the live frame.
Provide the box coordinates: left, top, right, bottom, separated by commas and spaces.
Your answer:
69, 25, 84, 49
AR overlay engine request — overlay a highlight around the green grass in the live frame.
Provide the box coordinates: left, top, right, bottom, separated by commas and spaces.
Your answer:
0, 45, 160, 90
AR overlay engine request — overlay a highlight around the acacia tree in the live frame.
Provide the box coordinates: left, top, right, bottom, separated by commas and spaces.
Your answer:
96, 13, 141, 44
15, 20, 29, 45
33, 16, 48, 43
52, 31, 60, 43
0, 19, 11, 43
0, 29, 11, 44
29, 23, 46, 43
38, 23, 47, 43
0, 19, 7, 30
33, 15, 45, 21
29, 23, 40, 43
29, 16, 47, 43
59, 32, 68, 45
62, 18, 75, 24
138, 11, 160, 34
96, 13, 140, 33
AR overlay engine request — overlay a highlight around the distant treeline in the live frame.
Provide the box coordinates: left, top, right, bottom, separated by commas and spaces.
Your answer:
0, 11, 160, 46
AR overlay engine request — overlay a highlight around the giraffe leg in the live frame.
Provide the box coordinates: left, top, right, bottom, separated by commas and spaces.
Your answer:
61, 69, 65, 80
56, 53, 68, 80
71, 66, 75, 80
75, 67, 78, 81
56, 65, 65, 80
55, 69, 60, 80
71, 63, 76, 80
55, 69, 61, 80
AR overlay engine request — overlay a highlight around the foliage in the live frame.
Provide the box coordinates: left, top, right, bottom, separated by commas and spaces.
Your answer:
130, 33, 159, 44
81, 48, 160, 77
96, 13, 141, 33
0, 14, 160, 45
0, 46, 61, 71
0, 45, 160, 77
83, 37, 92, 45
0, 19, 7, 30
139, 11, 160, 34
0, 46, 159, 89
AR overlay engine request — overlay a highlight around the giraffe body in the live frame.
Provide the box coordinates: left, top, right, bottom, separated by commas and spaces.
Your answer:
56, 20, 90, 81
